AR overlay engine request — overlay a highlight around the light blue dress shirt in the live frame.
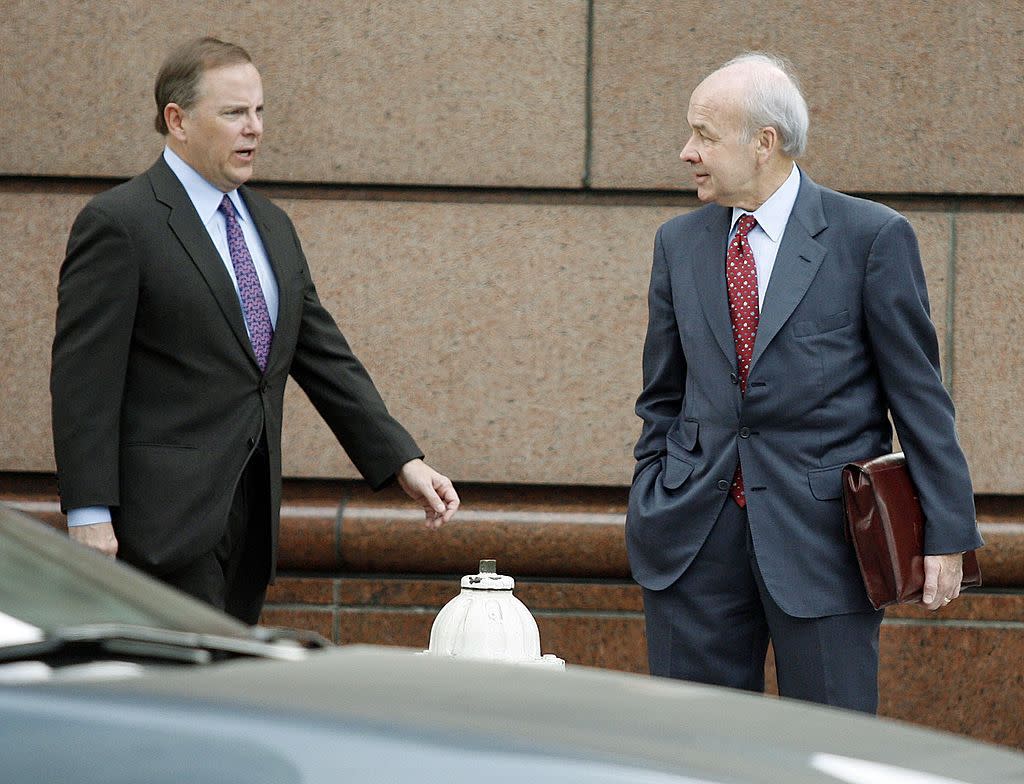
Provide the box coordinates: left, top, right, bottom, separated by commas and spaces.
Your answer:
728, 163, 801, 309
68, 148, 280, 527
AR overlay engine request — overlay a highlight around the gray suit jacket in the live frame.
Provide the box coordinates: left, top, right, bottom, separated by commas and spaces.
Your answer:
626, 170, 983, 618
51, 157, 422, 576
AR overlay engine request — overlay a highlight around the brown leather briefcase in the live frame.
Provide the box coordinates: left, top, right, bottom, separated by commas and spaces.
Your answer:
842, 452, 981, 609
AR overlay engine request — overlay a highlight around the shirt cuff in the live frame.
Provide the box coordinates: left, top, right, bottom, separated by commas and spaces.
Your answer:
67, 506, 113, 527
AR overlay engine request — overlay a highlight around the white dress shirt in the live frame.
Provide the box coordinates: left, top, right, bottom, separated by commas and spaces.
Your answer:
68, 148, 280, 527
729, 163, 801, 309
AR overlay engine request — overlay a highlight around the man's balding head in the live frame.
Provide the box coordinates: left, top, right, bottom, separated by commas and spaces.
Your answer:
680, 52, 807, 209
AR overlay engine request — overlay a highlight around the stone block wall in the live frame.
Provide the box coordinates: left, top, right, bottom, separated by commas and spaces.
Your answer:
2, 1, 1023, 490
2, 0, 1022, 751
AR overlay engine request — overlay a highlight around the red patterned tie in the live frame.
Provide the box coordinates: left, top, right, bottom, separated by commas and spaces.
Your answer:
726, 214, 759, 507
220, 195, 274, 371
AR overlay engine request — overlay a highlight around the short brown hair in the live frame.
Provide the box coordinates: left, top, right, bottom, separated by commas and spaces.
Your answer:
153, 37, 253, 134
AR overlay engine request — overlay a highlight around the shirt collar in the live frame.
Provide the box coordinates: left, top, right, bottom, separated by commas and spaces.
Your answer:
730, 163, 801, 242
162, 146, 247, 225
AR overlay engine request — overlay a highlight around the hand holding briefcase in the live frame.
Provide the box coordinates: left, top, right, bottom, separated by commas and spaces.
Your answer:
841, 452, 981, 610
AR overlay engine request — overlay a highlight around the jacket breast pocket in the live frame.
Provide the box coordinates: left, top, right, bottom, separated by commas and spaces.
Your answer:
792, 309, 852, 338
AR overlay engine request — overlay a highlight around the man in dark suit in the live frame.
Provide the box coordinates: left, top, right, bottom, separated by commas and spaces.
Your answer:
51, 37, 459, 624
626, 53, 982, 712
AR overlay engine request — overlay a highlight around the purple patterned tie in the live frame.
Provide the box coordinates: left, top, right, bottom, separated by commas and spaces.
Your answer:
219, 195, 273, 370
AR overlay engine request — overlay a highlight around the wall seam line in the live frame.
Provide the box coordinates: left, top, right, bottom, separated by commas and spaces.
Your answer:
582, 0, 595, 189
945, 207, 959, 391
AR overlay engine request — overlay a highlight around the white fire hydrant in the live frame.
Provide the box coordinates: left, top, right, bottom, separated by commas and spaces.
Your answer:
424, 559, 565, 670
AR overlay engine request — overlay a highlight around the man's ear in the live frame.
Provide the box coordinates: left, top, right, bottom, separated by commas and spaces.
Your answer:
755, 126, 779, 162
164, 103, 188, 142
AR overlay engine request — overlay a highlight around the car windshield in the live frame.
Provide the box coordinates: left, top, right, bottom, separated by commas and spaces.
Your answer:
0, 504, 250, 641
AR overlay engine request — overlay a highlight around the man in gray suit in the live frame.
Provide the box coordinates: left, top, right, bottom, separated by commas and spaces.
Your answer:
51, 38, 459, 623
626, 53, 982, 712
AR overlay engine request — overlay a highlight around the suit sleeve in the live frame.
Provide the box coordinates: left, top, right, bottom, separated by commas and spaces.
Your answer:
862, 214, 983, 554
50, 203, 139, 512
285, 224, 422, 489
633, 226, 686, 476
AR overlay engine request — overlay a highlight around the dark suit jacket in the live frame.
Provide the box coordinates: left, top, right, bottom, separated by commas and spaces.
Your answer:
626, 170, 983, 618
51, 157, 422, 576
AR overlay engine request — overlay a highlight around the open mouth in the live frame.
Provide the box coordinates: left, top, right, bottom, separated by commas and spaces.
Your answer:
234, 149, 255, 162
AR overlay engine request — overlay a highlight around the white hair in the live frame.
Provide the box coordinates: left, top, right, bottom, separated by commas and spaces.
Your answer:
716, 52, 809, 158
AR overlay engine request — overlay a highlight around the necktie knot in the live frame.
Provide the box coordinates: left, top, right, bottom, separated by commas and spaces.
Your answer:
735, 214, 757, 239
219, 194, 236, 219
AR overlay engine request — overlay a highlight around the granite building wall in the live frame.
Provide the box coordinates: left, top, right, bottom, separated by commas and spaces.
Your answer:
2, 0, 1022, 748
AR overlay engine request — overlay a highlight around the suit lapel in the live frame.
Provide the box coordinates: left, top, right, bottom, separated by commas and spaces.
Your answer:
694, 206, 737, 367
750, 173, 828, 371
148, 159, 258, 366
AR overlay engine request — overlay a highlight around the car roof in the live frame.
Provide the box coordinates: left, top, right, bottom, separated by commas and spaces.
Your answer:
51, 644, 1024, 783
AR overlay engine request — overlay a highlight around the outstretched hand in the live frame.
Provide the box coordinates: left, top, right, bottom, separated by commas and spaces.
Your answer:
397, 458, 459, 530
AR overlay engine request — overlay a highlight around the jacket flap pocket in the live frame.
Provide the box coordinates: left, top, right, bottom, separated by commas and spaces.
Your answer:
807, 464, 846, 500
663, 454, 695, 490
666, 417, 699, 452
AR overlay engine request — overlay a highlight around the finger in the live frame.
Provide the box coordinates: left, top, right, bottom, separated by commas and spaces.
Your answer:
437, 481, 460, 524
425, 508, 443, 530
921, 561, 940, 605
421, 496, 444, 527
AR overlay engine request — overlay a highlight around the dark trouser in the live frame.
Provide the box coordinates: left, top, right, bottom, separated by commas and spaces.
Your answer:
642, 499, 884, 713
160, 438, 271, 625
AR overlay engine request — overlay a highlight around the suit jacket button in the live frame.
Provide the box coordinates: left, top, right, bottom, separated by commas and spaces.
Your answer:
729, 373, 739, 385
739, 427, 751, 438
717, 479, 730, 491
260, 380, 269, 393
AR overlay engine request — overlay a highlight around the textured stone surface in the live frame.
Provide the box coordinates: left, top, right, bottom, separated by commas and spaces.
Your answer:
0, 188, 1002, 492
276, 508, 339, 571
334, 609, 434, 648
888, 588, 1024, 623
974, 523, 1024, 586
953, 212, 1024, 493
878, 623, 1024, 748
337, 517, 629, 577
591, 1, 1024, 194
278, 198, 957, 485
0, 2, 587, 187
265, 576, 334, 606
277, 197, 679, 485
1, 191, 674, 482
0, 192, 90, 473
535, 615, 646, 671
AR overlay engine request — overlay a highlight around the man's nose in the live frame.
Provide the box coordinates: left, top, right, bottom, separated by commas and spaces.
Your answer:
680, 140, 698, 164
246, 111, 263, 135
